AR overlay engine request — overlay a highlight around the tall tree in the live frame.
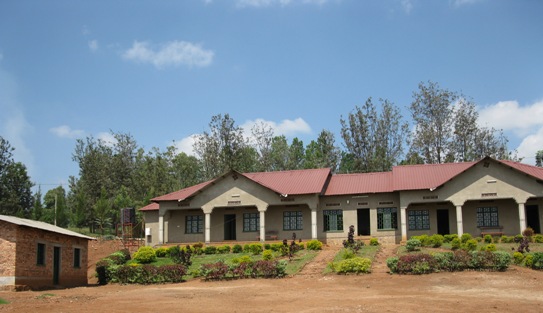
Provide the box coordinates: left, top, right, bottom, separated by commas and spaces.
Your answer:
250, 121, 275, 172
536, 150, 543, 167
32, 187, 44, 221
193, 114, 248, 180
43, 186, 69, 227
288, 138, 305, 170
0, 137, 34, 217
409, 81, 457, 164
305, 130, 341, 171
341, 98, 409, 172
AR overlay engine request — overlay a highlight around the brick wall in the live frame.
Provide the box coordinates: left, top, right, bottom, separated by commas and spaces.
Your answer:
0, 221, 17, 290
0, 221, 90, 290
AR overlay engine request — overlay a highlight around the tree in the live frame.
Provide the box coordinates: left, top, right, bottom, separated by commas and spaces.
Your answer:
409, 81, 457, 164
288, 138, 305, 170
250, 121, 275, 172
0, 137, 34, 217
537, 150, 543, 167
305, 130, 341, 171
340, 98, 409, 172
193, 114, 248, 180
43, 186, 69, 227
32, 187, 44, 221
94, 187, 112, 235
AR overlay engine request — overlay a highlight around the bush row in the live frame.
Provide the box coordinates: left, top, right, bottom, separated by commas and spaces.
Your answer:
96, 249, 132, 285
332, 257, 372, 274
387, 250, 511, 274
512, 252, 543, 270
109, 264, 187, 284
199, 260, 287, 280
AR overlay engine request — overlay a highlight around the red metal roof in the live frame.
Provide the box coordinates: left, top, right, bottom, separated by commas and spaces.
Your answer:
325, 172, 393, 195
243, 168, 331, 196
139, 202, 159, 211
392, 161, 476, 191
151, 180, 215, 202
497, 159, 543, 180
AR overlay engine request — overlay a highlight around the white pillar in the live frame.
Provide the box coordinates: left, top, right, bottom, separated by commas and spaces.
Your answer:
400, 207, 407, 241
259, 210, 266, 242
456, 205, 464, 236
311, 207, 318, 240
518, 202, 526, 234
205, 212, 211, 244
158, 214, 164, 244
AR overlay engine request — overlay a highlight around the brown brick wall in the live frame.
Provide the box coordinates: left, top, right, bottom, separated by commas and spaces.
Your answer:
0, 221, 17, 290
0, 221, 90, 290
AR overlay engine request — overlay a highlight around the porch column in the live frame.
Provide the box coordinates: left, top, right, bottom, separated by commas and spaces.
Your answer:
400, 206, 407, 241
158, 214, 164, 244
258, 205, 267, 242
456, 205, 464, 236
518, 202, 526, 234
311, 206, 318, 240
204, 212, 211, 244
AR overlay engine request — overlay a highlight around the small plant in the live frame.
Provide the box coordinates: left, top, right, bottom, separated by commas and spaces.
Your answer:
523, 227, 535, 238
463, 239, 478, 251
386, 257, 399, 273
443, 234, 458, 243
306, 239, 323, 250
154, 247, 168, 257
516, 232, 531, 253
204, 246, 218, 255
530, 252, 543, 270
430, 234, 444, 248
525, 254, 534, 267
232, 244, 243, 253
262, 249, 274, 260
460, 233, 472, 244
533, 234, 543, 243
484, 244, 497, 252
217, 245, 231, 254
405, 238, 421, 252
264, 243, 271, 250
249, 243, 263, 255
170, 245, 192, 267
334, 257, 372, 274
450, 238, 461, 250
513, 251, 525, 264
369, 238, 379, 246
483, 234, 492, 244
133, 246, 157, 264
343, 225, 365, 252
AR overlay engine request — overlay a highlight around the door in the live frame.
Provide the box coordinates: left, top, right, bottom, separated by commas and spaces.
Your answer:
224, 214, 237, 240
357, 209, 371, 236
437, 209, 450, 235
526, 205, 541, 234
53, 246, 61, 285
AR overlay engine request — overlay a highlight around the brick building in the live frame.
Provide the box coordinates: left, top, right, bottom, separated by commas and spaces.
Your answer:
0, 215, 94, 291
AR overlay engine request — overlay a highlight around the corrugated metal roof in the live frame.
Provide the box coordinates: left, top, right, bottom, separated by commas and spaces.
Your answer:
0, 214, 94, 240
243, 168, 331, 195
325, 172, 393, 195
139, 202, 159, 211
151, 180, 215, 202
392, 161, 476, 191
498, 159, 543, 180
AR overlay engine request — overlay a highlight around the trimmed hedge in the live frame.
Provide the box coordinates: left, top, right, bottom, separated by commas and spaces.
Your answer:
306, 240, 323, 250
111, 264, 186, 284
200, 260, 287, 280
334, 257, 372, 274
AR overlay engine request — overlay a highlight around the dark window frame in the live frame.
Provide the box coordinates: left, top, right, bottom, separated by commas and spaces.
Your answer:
243, 212, 260, 232
185, 215, 204, 234
323, 209, 343, 232
408, 209, 430, 230
377, 207, 398, 230
37, 243, 46, 266
283, 211, 303, 230
73, 248, 81, 268
476, 207, 499, 227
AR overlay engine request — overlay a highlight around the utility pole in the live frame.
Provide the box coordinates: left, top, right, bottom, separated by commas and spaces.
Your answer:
54, 193, 57, 226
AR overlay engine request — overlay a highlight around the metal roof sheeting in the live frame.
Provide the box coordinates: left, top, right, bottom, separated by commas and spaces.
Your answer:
243, 168, 331, 196
325, 172, 393, 195
392, 162, 476, 191
0, 214, 94, 240
139, 202, 159, 211
498, 159, 543, 181
151, 180, 215, 202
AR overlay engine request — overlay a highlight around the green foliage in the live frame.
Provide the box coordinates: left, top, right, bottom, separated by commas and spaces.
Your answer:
530, 252, 543, 270
155, 247, 168, 257
463, 239, 478, 251
369, 238, 379, 246
513, 252, 525, 265
533, 234, 543, 243
405, 239, 421, 252
525, 254, 534, 267
133, 246, 157, 264
452, 238, 462, 250
396, 254, 437, 275
232, 244, 243, 253
0, 297, 9, 304
204, 246, 218, 255
306, 240, 323, 250
500, 235, 514, 243
514, 234, 523, 242
460, 233, 472, 244
483, 234, 493, 244
110, 264, 186, 284
334, 257, 372, 274
430, 234, 444, 248
243, 244, 251, 253
217, 245, 231, 254
412, 235, 431, 246
386, 257, 399, 273
443, 234, 458, 243
264, 243, 271, 250
483, 244, 497, 252
341, 249, 356, 260
270, 243, 284, 252
249, 243, 263, 255
232, 255, 253, 264
262, 250, 274, 261
200, 260, 287, 280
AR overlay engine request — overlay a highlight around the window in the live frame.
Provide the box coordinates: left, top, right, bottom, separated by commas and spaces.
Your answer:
477, 207, 499, 227
243, 213, 260, 232
73, 248, 81, 268
186, 215, 204, 234
323, 210, 343, 232
283, 211, 303, 230
377, 208, 398, 230
408, 210, 430, 230
37, 243, 45, 266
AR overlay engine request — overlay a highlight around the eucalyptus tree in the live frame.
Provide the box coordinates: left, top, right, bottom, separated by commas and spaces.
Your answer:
0, 137, 33, 217
305, 130, 341, 172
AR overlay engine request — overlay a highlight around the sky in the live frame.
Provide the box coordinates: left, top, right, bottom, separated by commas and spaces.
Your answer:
1, 0, 542, 194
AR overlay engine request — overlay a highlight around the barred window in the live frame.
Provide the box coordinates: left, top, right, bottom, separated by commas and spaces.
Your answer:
73, 248, 81, 268
283, 211, 303, 230
243, 213, 260, 232
323, 210, 343, 232
408, 210, 430, 230
37, 243, 46, 266
477, 207, 499, 227
377, 208, 398, 230
186, 215, 204, 234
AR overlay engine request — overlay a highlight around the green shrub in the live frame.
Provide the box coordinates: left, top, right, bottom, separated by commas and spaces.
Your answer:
262, 249, 274, 261
386, 257, 399, 273
396, 253, 437, 274
243, 244, 251, 253
341, 249, 356, 260
475, 237, 483, 243
463, 239, 478, 251
430, 234, 444, 248
264, 243, 271, 250
483, 235, 493, 244
492, 251, 511, 271
108, 252, 128, 265
335, 257, 372, 274
525, 254, 534, 267
432, 252, 454, 271
203, 246, 217, 255
297, 242, 305, 250
270, 243, 283, 252
405, 239, 421, 252
133, 246, 157, 264
460, 233, 472, 244
513, 251, 525, 264
531, 252, 543, 270
484, 244, 497, 252
533, 234, 543, 243
514, 234, 523, 242
217, 245, 231, 254
232, 255, 253, 264
111, 264, 186, 284
232, 244, 243, 253
96, 258, 114, 285
249, 243, 263, 255
413, 235, 431, 246
306, 240, 323, 250
155, 247, 168, 257
451, 238, 461, 250
443, 234, 458, 243
369, 238, 379, 246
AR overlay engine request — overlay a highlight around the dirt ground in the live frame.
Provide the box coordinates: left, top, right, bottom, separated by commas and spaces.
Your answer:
1, 241, 543, 313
